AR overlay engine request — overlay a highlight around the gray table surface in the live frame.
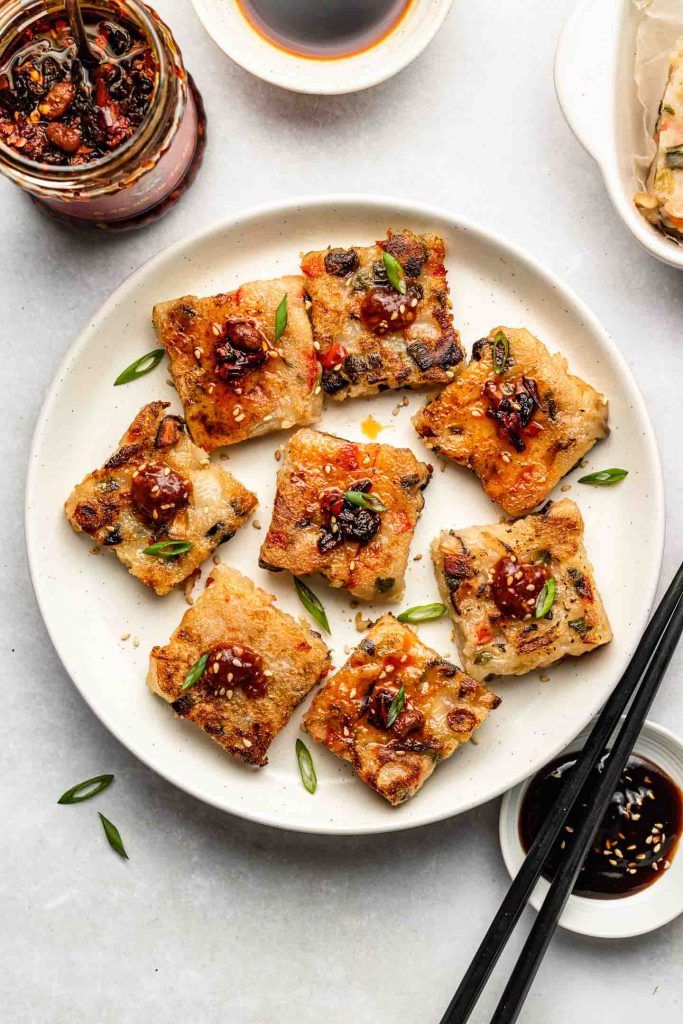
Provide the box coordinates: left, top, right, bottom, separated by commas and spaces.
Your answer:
3, 1, 683, 1021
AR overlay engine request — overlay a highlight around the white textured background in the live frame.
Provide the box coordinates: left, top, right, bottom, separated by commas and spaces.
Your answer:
2, 1, 682, 1021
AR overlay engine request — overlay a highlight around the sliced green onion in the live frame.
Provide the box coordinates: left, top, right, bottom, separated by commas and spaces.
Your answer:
295, 738, 317, 794
492, 331, 509, 375
578, 468, 628, 486
382, 251, 407, 295
98, 813, 128, 859
343, 489, 387, 513
274, 294, 288, 343
663, 104, 676, 116
57, 774, 114, 805
569, 617, 590, 635
397, 603, 446, 624
385, 685, 406, 728
180, 652, 209, 692
114, 348, 165, 386
535, 577, 556, 619
294, 577, 330, 634
142, 540, 193, 558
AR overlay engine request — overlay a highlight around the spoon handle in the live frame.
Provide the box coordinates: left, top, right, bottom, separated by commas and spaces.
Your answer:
65, 0, 98, 65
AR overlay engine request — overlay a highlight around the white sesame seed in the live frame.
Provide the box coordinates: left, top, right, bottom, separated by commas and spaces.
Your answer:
242, 738, 252, 748
120, 632, 130, 641
194, 347, 202, 360
471, 409, 482, 418
211, 323, 222, 336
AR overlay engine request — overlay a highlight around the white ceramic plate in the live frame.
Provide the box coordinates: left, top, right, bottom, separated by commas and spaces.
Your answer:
26, 195, 664, 835
499, 720, 683, 938
555, 0, 683, 270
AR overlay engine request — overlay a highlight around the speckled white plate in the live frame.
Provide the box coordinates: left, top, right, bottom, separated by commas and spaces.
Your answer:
25, 195, 664, 835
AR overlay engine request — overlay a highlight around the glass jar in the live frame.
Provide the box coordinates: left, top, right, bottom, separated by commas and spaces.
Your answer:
0, 0, 206, 229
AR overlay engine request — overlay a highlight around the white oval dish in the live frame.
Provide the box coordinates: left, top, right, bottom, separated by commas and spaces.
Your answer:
25, 195, 664, 835
555, 0, 683, 270
499, 719, 683, 938
189, 0, 453, 95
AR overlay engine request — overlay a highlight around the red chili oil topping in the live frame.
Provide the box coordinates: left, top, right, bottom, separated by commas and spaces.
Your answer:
483, 376, 543, 452
317, 479, 380, 553
318, 341, 348, 370
0, 12, 156, 166
366, 685, 424, 738
491, 555, 550, 620
130, 463, 191, 524
203, 644, 267, 698
360, 284, 421, 334
213, 317, 269, 383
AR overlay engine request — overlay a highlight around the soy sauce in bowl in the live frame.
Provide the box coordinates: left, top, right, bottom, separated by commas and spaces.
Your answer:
520, 752, 683, 899
236, 0, 413, 60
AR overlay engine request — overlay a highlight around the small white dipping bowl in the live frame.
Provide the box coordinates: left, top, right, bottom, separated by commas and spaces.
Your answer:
189, 0, 454, 95
499, 719, 683, 939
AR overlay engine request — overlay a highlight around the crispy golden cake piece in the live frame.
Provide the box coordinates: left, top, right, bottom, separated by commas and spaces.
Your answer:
64, 402, 257, 595
413, 328, 609, 517
258, 428, 431, 601
304, 614, 501, 805
432, 499, 612, 681
301, 229, 464, 400
147, 565, 331, 766
153, 276, 322, 451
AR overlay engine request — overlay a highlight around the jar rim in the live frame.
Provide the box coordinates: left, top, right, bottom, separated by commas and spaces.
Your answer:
0, 0, 185, 186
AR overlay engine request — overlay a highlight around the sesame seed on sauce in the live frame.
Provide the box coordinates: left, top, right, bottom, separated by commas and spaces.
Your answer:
520, 752, 682, 898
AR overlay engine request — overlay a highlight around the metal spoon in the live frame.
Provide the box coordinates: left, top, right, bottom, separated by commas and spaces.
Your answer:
65, 0, 99, 65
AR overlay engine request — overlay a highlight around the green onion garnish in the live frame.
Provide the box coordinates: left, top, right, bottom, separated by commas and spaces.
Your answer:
98, 813, 128, 859
578, 468, 628, 486
343, 489, 387, 513
385, 685, 406, 728
294, 577, 330, 634
142, 540, 193, 558
274, 294, 288, 343
57, 774, 114, 805
535, 578, 556, 619
180, 652, 209, 692
397, 603, 446, 624
114, 349, 165, 386
295, 738, 317, 794
492, 331, 509, 375
382, 251, 407, 295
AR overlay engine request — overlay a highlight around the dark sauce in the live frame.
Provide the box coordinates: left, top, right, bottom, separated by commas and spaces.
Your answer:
236, 0, 412, 60
520, 752, 683, 899
0, 11, 156, 165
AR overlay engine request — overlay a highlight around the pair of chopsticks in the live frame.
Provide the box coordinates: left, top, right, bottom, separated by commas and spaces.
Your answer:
440, 561, 683, 1024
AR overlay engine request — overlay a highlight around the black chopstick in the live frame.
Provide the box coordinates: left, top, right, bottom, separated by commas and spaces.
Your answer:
492, 587, 683, 1023
440, 561, 683, 1024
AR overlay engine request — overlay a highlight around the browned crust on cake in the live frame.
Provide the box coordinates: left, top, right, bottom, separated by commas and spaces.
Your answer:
432, 499, 612, 680
258, 428, 431, 601
304, 614, 500, 804
413, 327, 609, 516
147, 565, 331, 766
153, 276, 322, 451
64, 402, 256, 595
301, 229, 464, 400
